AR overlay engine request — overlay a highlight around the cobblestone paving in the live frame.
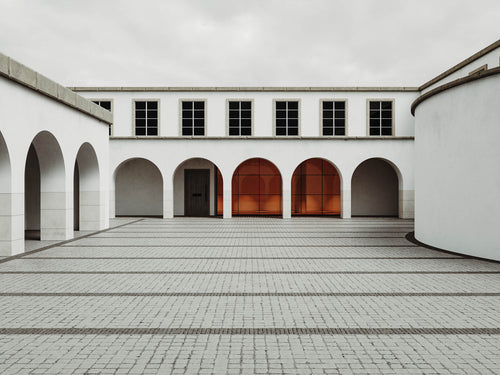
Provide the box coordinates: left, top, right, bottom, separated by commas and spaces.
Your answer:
0, 217, 499, 374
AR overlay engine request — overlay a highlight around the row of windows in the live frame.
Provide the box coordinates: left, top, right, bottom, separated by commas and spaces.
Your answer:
93, 100, 394, 137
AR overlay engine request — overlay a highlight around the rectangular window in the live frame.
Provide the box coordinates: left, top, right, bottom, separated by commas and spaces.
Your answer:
92, 100, 113, 135
228, 100, 252, 136
134, 100, 158, 136
322, 100, 346, 136
369, 100, 393, 136
275, 100, 299, 136
181, 100, 205, 136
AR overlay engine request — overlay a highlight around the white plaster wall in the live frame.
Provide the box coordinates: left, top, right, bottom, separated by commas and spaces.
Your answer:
79, 90, 418, 137
0, 76, 110, 255
415, 74, 500, 260
115, 159, 163, 217
110, 137, 415, 219
173, 158, 217, 216
351, 159, 399, 216
422, 47, 500, 93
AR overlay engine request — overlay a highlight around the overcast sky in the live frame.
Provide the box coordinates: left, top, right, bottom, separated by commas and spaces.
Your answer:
0, 0, 499, 87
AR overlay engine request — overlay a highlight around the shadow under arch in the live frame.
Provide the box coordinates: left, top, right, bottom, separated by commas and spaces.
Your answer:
291, 157, 342, 216
25, 131, 66, 240
114, 157, 163, 217
173, 157, 223, 217
74, 142, 101, 230
351, 157, 401, 217
232, 157, 282, 216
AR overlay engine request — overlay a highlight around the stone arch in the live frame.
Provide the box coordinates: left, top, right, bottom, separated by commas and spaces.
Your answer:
173, 157, 222, 217
232, 158, 282, 216
74, 143, 100, 230
0, 131, 12, 254
292, 157, 342, 216
114, 158, 163, 217
351, 157, 401, 217
25, 131, 67, 240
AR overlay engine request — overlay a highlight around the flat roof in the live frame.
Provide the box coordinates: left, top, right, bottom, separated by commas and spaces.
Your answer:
69, 86, 419, 92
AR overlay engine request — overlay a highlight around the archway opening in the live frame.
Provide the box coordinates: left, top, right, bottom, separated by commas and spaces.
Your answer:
232, 158, 282, 216
351, 158, 399, 216
173, 158, 221, 217
24, 131, 66, 241
115, 158, 163, 217
292, 158, 341, 216
75, 143, 100, 230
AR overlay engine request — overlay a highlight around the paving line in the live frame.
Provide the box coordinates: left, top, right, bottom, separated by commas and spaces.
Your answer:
0, 327, 498, 335
0, 271, 498, 274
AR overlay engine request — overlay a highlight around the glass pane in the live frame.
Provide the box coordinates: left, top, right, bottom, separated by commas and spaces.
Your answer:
335, 119, 344, 127
381, 127, 392, 136
275, 127, 286, 136
334, 128, 345, 136
323, 127, 333, 136
370, 128, 380, 136
382, 101, 392, 110
382, 110, 392, 119
382, 119, 392, 127
323, 110, 333, 119
182, 127, 192, 136
369, 102, 379, 110
335, 110, 345, 118
194, 119, 204, 127
229, 110, 239, 119
135, 102, 146, 110
276, 110, 286, 119
182, 110, 192, 119
136, 110, 146, 118
241, 110, 251, 118
241, 101, 251, 110
229, 127, 239, 136
147, 118, 157, 127
100, 101, 111, 110
147, 101, 157, 110
194, 101, 204, 110
147, 110, 157, 118
335, 101, 345, 110
275, 101, 286, 110
229, 101, 239, 110
288, 101, 298, 110
241, 127, 251, 136
323, 119, 333, 127
322, 101, 333, 110
241, 119, 251, 127
287, 127, 298, 136
135, 119, 145, 127
182, 119, 192, 127
182, 101, 192, 110
370, 110, 380, 119
288, 110, 298, 119
194, 110, 204, 119
135, 127, 146, 136
193, 127, 204, 136
147, 127, 158, 136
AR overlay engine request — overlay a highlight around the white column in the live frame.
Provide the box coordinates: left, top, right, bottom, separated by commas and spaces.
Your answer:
341, 189, 351, 218
41, 191, 72, 240
79, 190, 101, 230
399, 189, 415, 219
223, 175, 232, 219
164, 176, 174, 218
282, 175, 291, 219
0, 191, 23, 255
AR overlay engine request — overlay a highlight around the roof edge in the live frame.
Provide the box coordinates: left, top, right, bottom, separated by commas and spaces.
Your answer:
419, 39, 500, 91
68, 86, 419, 92
0, 52, 112, 125
411, 66, 500, 115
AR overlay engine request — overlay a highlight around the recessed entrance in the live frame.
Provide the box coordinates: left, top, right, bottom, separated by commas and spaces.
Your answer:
184, 169, 210, 217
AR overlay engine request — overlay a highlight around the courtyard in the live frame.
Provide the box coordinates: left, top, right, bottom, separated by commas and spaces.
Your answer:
0, 217, 499, 374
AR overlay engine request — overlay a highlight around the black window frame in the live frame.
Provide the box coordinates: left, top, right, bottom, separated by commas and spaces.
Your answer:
321, 100, 346, 136
228, 100, 252, 136
368, 100, 393, 136
134, 100, 159, 137
274, 100, 300, 136
181, 100, 206, 136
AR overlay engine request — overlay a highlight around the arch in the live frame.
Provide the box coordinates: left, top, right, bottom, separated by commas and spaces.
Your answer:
74, 143, 100, 230
115, 158, 163, 217
25, 131, 66, 240
291, 158, 341, 216
351, 157, 400, 217
173, 157, 222, 217
232, 158, 282, 216
0, 131, 12, 255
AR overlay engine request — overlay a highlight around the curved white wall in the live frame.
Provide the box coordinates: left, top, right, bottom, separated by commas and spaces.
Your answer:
414, 73, 500, 261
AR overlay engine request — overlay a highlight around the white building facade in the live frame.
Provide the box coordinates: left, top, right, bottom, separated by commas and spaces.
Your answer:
1, 40, 499, 260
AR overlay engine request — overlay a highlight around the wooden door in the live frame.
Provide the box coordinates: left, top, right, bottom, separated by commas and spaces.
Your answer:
185, 169, 210, 216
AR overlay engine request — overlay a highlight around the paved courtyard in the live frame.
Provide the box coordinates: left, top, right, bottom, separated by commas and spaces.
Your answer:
0, 217, 499, 374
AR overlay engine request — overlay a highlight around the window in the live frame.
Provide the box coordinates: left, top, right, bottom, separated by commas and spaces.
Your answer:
369, 100, 393, 136
92, 100, 113, 135
275, 100, 299, 136
134, 100, 158, 136
181, 100, 205, 136
228, 100, 252, 136
322, 100, 346, 136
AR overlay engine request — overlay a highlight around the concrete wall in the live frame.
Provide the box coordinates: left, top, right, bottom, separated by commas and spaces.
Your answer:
79, 90, 418, 138
414, 73, 500, 261
173, 158, 217, 216
351, 159, 399, 216
115, 159, 163, 217
0, 65, 110, 255
110, 137, 415, 220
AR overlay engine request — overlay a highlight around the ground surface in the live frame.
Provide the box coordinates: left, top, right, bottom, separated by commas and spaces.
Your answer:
0, 217, 499, 374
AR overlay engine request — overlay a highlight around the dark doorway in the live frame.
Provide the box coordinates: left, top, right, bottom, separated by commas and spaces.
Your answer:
74, 161, 80, 230
185, 169, 210, 216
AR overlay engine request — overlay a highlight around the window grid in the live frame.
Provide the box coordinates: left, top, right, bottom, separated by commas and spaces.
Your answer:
369, 101, 393, 136
182, 101, 205, 136
134, 101, 158, 136
92, 100, 112, 135
322, 100, 346, 136
228, 101, 252, 136
275, 101, 299, 136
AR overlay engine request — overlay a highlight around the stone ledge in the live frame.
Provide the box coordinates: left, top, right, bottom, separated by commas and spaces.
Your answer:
0, 52, 112, 125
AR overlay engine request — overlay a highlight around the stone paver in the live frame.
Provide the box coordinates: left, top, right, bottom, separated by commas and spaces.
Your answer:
0, 217, 499, 374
